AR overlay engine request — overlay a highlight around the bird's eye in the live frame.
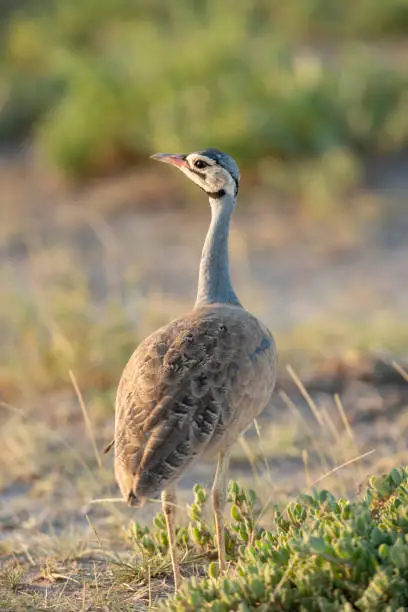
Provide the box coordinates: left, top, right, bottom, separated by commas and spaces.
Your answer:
194, 159, 208, 169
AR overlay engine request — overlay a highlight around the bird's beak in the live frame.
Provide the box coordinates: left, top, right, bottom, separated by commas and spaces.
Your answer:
150, 152, 188, 168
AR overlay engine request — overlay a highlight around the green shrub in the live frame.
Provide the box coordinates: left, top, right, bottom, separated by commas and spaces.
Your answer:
117, 468, 408, 610
1, 1, 408, 179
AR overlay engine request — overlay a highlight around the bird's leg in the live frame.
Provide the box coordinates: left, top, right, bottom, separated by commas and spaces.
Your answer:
211, 450, 230, 573
162, 488, 181, 592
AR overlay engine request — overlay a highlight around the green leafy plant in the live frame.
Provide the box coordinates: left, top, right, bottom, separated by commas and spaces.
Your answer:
140, 468, 408, 611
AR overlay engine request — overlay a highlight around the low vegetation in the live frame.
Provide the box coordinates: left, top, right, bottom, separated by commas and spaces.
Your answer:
2, 470, 408, 610
124, 471, 408, 610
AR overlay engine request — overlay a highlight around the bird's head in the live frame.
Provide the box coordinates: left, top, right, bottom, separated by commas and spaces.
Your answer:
151, 148, 239, 200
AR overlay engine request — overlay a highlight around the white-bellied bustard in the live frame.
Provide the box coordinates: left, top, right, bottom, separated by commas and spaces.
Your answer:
110, 149, 277, 590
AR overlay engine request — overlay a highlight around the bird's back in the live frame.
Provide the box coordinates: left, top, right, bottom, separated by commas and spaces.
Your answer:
114, 303, 276, 506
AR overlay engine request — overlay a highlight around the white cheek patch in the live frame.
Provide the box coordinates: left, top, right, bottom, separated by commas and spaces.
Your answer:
181, 154, 237, 197
215, 168, 236, 197
179, 165, 208, 189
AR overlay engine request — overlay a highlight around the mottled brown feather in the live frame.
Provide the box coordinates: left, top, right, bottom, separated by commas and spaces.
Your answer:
114, 303, 277, 506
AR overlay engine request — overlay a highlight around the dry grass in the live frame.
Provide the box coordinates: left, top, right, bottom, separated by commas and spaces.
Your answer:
1, 170, 407, 608
2, 313, 407, 608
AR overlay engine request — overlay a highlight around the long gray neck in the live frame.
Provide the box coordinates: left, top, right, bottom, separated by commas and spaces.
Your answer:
195, 193, 241, 307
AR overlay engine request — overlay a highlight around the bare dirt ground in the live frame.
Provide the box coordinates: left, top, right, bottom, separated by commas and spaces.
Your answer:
0, 152, 407, 608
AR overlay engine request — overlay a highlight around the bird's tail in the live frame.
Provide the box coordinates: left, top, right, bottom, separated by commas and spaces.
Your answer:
127, 488, 146, 508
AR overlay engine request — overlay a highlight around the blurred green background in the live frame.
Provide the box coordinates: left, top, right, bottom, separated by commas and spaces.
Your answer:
1, 5, 408, 607
1, 0, 408, 181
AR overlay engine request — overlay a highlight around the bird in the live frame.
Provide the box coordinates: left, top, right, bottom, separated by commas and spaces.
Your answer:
111, 148, 277, 591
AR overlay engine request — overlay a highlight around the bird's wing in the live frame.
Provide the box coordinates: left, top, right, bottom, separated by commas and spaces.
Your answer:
114, 305, 276, 502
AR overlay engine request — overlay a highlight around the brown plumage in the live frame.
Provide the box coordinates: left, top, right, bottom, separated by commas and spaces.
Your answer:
115, 304, 276, 506
111, 149, 277, 590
